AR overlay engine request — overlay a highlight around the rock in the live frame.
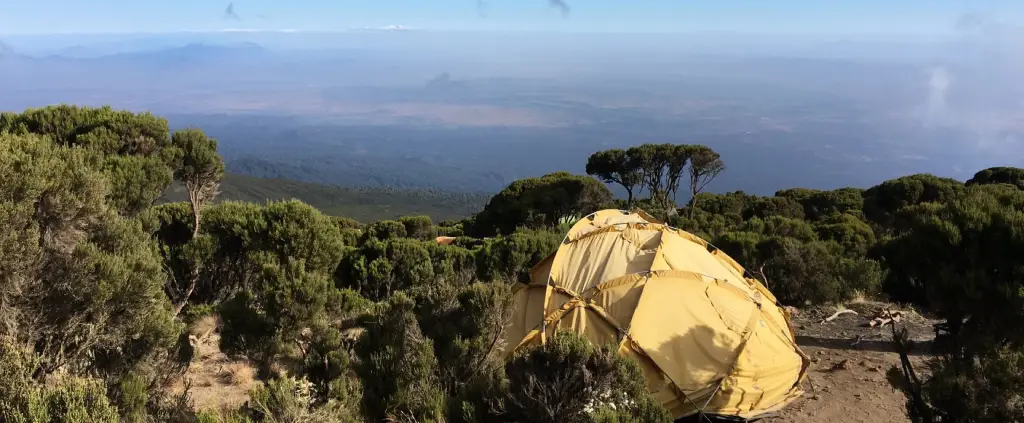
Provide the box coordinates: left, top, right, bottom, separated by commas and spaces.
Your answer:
830, 359, 850, 371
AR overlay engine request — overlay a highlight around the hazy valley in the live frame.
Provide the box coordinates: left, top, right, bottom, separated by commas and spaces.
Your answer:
4, 30, 1022, 206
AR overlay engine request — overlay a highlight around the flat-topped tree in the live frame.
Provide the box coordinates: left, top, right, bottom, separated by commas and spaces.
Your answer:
626, 144, 673, 211
586, 149, 642, 208
686, 145, 725, 217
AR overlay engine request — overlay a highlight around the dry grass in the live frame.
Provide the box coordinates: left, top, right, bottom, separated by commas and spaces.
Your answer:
218, 362, 255, 386
189, 315, 218, 338
166, 331, 260, 412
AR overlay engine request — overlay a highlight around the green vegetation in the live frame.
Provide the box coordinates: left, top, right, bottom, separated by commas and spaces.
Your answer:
1, 104, 1022, 422
162, 173, 490, 223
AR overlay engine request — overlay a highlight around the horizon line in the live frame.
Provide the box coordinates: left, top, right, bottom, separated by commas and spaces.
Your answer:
0, 28, 955, 38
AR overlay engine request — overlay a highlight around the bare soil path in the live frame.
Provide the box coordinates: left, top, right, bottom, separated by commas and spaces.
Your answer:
769, 301, 939, 423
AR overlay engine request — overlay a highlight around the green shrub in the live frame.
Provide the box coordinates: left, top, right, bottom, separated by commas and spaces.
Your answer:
246, 376, 360, 423
475, 228, 563, 283
0, 343, 119, 423
354, 293, 446, 423
336, 238, 436, 301
364, 220, 407, 240
499, 331, 672, 423
400, 215, 437, 240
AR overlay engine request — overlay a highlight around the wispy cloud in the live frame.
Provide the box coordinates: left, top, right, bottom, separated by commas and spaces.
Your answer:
549, 0, 570, 18
350, 25, 417, 32
216, 28, 297, 33
476, 0, 490, 18
925, 12, 1024, 150
223, 3, 241, 21
475, 1, 570, 19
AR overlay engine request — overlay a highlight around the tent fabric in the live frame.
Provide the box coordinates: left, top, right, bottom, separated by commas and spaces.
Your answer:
503, 209, 809, 421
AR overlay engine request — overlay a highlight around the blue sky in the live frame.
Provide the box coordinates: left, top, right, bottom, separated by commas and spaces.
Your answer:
1, 0, 1021, 35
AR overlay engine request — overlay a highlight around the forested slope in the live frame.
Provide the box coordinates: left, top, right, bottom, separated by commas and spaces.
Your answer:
1, 105, 1021, 423
161, 173, 488, 222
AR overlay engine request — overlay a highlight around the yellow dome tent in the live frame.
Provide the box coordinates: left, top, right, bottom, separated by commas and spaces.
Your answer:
503, 209, 809, 421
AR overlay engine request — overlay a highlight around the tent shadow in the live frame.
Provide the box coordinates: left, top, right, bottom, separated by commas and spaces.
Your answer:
794, 335, 933, 356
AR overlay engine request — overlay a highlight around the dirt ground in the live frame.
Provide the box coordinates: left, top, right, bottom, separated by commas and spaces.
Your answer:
768, 301, 939, 423
168, 317, 260, 412
173, 301, 939, 422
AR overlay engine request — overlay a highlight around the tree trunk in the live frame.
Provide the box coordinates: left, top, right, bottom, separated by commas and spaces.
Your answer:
175, 187, 202, 317
173, 272, 197, 317
688, 192, 697, 218
189, 190, 202, 239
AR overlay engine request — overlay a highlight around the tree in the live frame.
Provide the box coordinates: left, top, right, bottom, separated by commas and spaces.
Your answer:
802, 188, 864, 221
626, 144, 673, 211
814, 213, 876, 258
755, 237, 843, 305
884, 186, 1024, 423
172, 129, 224, 239
475, 228, 563, 283
686, 145, 725, 217
470, 172, 612, 237
364, 220, 408, 241
399, 215, 437, 241
219, 258, 335, 372
0, 132, 179, 383
862, 174, 964, 232
586, 149, 642, 209
693, 191, 757, 216
4, 105, 183, 216
966, 166, 1024, 190
711, 231, 765, 270
881, 186, 1024, 350
741, 215, 818, 243
336, 238, 436, 301
665, 145, 693, 207
426, 243, 477, 285
743, 196, 805, 220
167, 129, 224, 315
354, 293, 446, 423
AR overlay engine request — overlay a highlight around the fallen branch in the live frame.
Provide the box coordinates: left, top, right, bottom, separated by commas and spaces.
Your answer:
820, 309, 858, 324
869, 309, 903, 327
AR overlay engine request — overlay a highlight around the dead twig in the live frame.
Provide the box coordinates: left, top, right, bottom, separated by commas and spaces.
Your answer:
820, 309, 858, 324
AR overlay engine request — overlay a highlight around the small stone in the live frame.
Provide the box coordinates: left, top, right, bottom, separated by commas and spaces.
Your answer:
831, 359, 850, 371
